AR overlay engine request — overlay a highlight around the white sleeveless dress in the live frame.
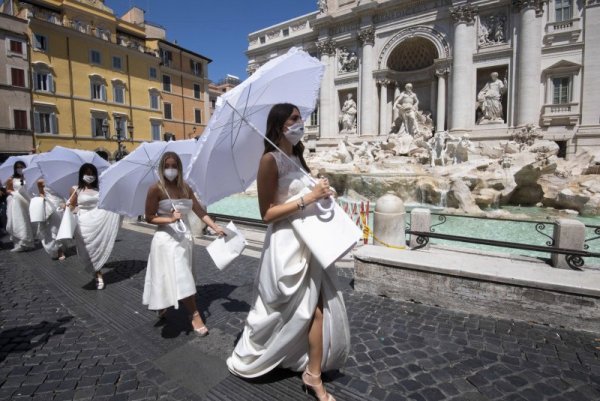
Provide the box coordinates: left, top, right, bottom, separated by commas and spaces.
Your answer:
73, 189, 121, 272
35, 188, 65, 258
6, 178, 35, 249
142, 199, 197, 311
227, 151, 350, 378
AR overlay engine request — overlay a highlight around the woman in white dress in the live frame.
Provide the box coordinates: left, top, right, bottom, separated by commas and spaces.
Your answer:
65, 163, 121, 289
143, 152, 225, 336
5, 161, 35, 252
226, 104, 350, 401
36, 179, 66, 260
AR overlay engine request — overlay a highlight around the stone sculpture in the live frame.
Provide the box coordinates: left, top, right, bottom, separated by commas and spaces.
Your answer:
338, 47, 358, 73
340, 93, 358, 134
479, 15, 507, 47
428, 131, 448, 167
317, 0, 328, 14
392, 83, 420, 136
477, 72, 507, 124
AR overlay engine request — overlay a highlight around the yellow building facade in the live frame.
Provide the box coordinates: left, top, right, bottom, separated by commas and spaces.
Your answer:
3, 0, 210, 159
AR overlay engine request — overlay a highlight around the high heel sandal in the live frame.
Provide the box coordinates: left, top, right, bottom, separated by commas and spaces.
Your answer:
157, 309, 167, 320
190, 311, 209, 337
95, 277, 105, 290
302, 368, 336, 401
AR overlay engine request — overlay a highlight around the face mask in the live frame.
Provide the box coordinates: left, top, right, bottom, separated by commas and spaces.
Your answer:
16, 168, 23, 175
83, 175, 96, 184
164, 168, 178, 181
284, 121, 304, 146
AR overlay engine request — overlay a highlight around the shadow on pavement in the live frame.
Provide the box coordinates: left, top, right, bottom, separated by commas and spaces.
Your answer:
0, 316, 73, 363
82, 259, 147, 290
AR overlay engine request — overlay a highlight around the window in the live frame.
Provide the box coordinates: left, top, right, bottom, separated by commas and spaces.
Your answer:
282, 28, 289, 37
149, 91, 160, 110
34, 71, 53, 92
149, 67, 157, 79
34, 109, 57, 134
112, 56, 122, 70
160, 49, 172, 66
555, 0, 571, 22
162, 75, 171, 92
552, 77, 570, 104
194, 109, 201, 124
193, 83, 201, 99
13, 109, 28, 130
260, 36, 266, 44
9, 39, 24, 55
91, 116, 107, 137
164, 102, 172, 120
33, 34, 48, 52
114, 116, 128, 139
113, 83, 125, 104
11, 68, 25, 87
151, 121, 161, 141
90, 80, 107, 101
190, 60, 202, 76
310, 106, 319, 126
90, 50, 101, 65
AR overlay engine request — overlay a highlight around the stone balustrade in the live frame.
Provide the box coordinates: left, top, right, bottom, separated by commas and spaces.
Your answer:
544, 18, 582, 44
541, 103, 580, 126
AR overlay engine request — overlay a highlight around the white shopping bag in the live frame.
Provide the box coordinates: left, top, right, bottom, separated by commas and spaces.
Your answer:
56, 209, 78, 241
206, 221, 247, 270
289, 190, 362, 268
29, 197, 49, 223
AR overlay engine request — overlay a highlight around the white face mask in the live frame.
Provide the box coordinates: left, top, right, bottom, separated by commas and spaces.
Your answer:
16, 168, 24, 175
82, 175, 96, 184
164, 168, 178, 181
284, 121, 304, 146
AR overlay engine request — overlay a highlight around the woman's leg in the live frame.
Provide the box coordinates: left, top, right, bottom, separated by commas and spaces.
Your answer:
307, 295, 324, 374
181, 295, 206, 329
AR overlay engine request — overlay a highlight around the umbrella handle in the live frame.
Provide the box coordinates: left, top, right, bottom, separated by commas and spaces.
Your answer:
173, 218, 187, 234
315, 196, 335, 213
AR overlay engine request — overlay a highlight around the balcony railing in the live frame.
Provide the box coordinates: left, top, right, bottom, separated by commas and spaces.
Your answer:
541, 103, 580, 126
545, 18, 581, 34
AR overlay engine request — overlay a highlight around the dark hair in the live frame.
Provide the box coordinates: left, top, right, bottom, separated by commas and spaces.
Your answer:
263, 103, 310, 172
13, 161, 26, 179
78, 163, 98, 190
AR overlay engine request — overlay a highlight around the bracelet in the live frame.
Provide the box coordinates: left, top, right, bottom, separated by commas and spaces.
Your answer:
299, 196, 305, 211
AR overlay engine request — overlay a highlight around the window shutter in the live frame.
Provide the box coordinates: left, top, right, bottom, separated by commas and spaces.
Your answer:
51, 113, 57, 134
101, 85, 107, 101
48, 74, 54, 93
34, 111, 41, 133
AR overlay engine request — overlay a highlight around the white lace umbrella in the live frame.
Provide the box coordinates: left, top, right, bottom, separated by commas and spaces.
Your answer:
98, 140, 198, 217
22, 152, 50, 195
36, 146, 110, 199
0, 154, 37, 186
185, 47, 324, 206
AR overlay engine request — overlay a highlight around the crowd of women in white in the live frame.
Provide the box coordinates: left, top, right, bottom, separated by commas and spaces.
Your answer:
2, 103, 349, 401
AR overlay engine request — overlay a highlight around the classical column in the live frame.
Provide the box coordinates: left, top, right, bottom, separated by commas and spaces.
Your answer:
316, 38, 336, 138
358, 26, 375, 136
513, 0, 545, 126
449, 4, 477, 132
580, 0, 600, 127
435, 67, 449, 132
378, 80, 389, 135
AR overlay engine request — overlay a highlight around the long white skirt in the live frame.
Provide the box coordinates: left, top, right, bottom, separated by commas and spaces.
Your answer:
226, 219, 351, 378
74, 207, 121, 273
142, 224, 197, 310
36, 210, 63, 258
6, 191, 34, 249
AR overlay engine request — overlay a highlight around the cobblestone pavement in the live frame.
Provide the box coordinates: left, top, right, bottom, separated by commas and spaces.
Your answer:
1, 222, 599, 400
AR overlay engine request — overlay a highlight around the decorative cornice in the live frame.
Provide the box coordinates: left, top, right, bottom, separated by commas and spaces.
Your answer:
358, 26, 375, 46
587, 0, 600, 6
435, 62, 451, 77
512, 0, 547, 16
316, 38, 336, 55
377, 79, 392, 86
450, 4, 478, 24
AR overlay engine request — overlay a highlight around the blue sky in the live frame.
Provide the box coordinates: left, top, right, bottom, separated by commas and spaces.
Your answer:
107, 0, 317, 82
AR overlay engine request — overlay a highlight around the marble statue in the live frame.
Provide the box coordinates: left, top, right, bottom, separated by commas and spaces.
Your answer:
340, 93, 358, 134
477, 72, 507, 124
392, 83, 420, 137
452, 135, 473, 164
338, 48, 358, 73
317, 0, 328, 14
479, 15, 507, 47
428, 131, 448, 167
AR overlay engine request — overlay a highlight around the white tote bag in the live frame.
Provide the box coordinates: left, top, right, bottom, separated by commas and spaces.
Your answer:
29, 197, 47, 223
206, 221, 247, 270
289, 192, 362, 268
56, 209, 78, 241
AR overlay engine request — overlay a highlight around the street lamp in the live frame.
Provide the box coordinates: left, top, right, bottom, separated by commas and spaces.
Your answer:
102, 116, 134, 161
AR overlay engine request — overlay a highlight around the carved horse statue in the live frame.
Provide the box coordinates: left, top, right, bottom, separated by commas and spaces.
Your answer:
428, 131, 448, 167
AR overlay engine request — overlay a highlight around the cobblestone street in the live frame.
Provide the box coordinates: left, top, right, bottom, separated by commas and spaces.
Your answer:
0, 222, 599, 400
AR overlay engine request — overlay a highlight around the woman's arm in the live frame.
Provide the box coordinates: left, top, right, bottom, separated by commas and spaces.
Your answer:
257, 153, 332, 224
6, 178, 14, 194
189, 187, 224, 236
66, 187, 78, 211
145, 184, 179, 225
37, 179, 45, 197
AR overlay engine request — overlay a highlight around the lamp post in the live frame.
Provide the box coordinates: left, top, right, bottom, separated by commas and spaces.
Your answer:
102, 116, 134, 161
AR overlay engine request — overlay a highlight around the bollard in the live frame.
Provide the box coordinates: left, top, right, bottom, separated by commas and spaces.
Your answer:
551, 218, 586, 269
409, 208, 431, 249
373, 192, 405, 248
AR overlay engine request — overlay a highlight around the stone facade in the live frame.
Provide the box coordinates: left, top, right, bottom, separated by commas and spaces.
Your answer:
247, 0, 600, 157
0, 11, 33, 158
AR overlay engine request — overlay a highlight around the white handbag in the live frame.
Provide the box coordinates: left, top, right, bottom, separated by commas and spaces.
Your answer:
56, 209, 78, 241
289, 191, 362, 268
29, 197, 47, 223
206, 221, 247, 270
